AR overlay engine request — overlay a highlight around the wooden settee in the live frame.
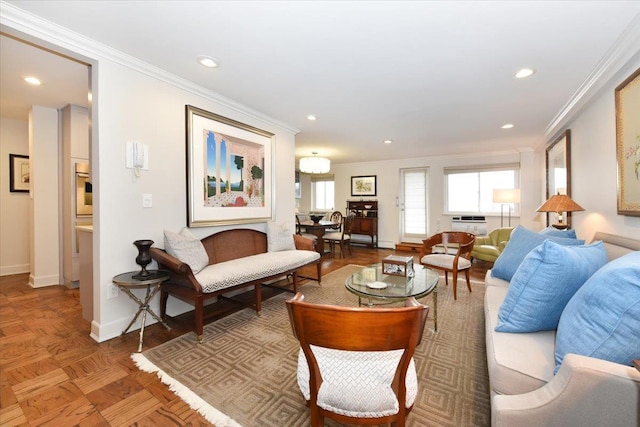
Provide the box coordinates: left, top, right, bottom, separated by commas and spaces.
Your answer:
150, 229, 321, 343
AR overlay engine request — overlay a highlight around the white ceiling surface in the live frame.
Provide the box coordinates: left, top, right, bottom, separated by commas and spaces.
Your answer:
2, 1, 640, 164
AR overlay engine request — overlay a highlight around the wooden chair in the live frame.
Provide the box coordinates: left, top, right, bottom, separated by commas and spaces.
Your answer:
286, 292, 429, 427
326, 210, 343, 232
419, 231, 475, 300
295, 215, 318, 242
323, 213, 355, 257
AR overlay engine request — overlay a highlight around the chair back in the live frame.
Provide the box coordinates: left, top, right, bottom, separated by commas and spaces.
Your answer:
328, 210, 343, 231
422, 231, 475, 259
286, 292, 429, 425
343, 213, 356, 236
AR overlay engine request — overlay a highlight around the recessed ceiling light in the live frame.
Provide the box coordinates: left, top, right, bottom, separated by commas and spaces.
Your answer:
384, 139, 393, 144
197, 55, 220, 68
307, 115, 317, 121
24, 76, 42, 85
514, 68, 535, 79
501, 123, 514, 129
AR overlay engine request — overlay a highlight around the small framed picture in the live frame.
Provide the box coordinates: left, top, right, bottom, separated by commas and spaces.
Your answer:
9, 154, 30, 193
351, 175, 376, 196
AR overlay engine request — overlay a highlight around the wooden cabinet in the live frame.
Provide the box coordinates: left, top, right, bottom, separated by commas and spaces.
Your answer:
347, 200, 378, 248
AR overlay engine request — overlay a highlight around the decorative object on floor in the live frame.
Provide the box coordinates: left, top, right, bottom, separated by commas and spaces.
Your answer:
132, 265, 489, 427
132, 239, 155, 279
382, 254, 414, 277
420, 231, 475, 300
536, 193, 584, 229
351, 175, 377, 196
185, 105, 274, 227
492, 188, 520, 227
299, 152, 330, 174
286, 292, 429, 426
615, 67, 640, 216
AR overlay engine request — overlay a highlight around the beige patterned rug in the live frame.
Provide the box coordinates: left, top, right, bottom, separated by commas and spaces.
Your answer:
133, 265, 490, 426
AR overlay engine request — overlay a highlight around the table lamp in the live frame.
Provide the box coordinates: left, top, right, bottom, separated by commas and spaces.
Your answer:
493, 189, 521, 227
536, 193, 584, 229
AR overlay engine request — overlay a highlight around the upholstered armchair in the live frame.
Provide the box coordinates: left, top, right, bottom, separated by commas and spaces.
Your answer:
471, 227, 514, 263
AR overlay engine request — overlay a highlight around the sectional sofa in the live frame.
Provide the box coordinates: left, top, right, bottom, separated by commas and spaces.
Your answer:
484, 229, 640, 427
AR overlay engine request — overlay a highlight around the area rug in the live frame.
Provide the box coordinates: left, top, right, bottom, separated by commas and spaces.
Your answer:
132, 265, 490, 426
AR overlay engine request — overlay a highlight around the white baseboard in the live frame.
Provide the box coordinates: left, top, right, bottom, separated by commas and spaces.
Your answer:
29, 274, 60, 288
0, 264, 30, 277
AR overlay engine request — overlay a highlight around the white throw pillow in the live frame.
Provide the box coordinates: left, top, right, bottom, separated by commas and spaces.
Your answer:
163, 228, 209, 274
267, 221, 296, 252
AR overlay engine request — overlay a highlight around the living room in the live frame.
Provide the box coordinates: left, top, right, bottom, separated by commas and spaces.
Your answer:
1, 2, 639, 425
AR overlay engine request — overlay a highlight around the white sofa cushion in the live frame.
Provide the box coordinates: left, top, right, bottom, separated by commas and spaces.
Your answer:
163, 228, 209, 274
195, 250, 319, 293
484, 285, 555, 396
297, 346, 417, 418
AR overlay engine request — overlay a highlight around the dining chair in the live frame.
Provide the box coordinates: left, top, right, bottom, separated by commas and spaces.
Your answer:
323, 213, 355, 257
295, 215, 318, 242
286, 292, 429, 427
326, 210, 343, 232
419, 231, 475, 300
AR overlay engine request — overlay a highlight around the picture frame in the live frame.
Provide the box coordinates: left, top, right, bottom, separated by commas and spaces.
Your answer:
185, 105, 275, 227
545, 130, 571, 226
351, 175, 377, 197
295, 170, 301, 199
9, 154, 29, 193
615, 68, 640, 217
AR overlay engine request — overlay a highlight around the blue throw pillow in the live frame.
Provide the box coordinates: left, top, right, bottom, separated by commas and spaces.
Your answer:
491, 225, 585, 281
539, 226, 577, 239
555, 251, 640, 373
495, 240, 607, 332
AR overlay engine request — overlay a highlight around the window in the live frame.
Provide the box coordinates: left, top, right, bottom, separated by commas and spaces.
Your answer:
311, 175, 335, 211
445, 164, 519, 214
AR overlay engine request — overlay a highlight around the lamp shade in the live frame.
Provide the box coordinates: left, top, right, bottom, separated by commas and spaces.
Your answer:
493, 188, 521, 203
536, 194, 584, 213
299, 154, 330, 174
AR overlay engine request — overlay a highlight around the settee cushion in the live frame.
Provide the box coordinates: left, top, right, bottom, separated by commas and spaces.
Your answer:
485, 284, 555, 395
539, 226, 577, 239
195, 250, 319, 293
267, 221, 296, 252
491, 225, 585, 281
163, 228, 209, 274
555, 251, 640, 373
496, 240, 607, 333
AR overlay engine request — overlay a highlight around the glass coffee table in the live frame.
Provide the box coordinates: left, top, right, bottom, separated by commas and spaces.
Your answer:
345, 263, 440, 331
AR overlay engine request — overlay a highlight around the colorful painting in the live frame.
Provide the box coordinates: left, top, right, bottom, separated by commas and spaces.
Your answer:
186, 106, 274, 226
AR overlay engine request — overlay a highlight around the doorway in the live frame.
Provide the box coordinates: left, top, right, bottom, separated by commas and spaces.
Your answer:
399, 167, 429, 243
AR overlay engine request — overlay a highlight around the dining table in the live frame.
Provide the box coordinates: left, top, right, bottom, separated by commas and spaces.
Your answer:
299, 219, 341, 255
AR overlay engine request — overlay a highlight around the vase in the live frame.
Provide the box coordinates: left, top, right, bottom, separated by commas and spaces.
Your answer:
133, 239, 154, 279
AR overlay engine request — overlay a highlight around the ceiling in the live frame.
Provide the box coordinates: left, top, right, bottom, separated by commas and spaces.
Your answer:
2, 1, 640, 165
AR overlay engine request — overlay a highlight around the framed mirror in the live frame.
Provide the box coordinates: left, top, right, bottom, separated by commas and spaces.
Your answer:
545, 129, 571, 226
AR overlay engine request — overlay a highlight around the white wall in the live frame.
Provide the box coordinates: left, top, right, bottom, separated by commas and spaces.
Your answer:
29, 106, 60, 287
0, 117, 30, 275
91, 58, 297, 341
564, 53, 640, 241
332, 149, 540, 248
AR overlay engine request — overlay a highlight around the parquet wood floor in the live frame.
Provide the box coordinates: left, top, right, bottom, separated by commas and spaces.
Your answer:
0, 247, 489, 426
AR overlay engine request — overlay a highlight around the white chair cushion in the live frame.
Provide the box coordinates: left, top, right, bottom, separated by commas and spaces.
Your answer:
420, 254, 471, 270
297, 346, 417, 418
195, 250, 319, 293
323, 231, 351, 241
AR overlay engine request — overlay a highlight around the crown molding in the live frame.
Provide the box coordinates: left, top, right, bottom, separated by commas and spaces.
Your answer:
545, 13, 640, 142
0, 1, 298, 134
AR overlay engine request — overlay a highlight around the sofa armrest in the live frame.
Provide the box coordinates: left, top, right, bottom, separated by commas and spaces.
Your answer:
293, 234, 316, 251
150, 247, 192, 274
492, 353, 640, 427
474, 235, 492, 246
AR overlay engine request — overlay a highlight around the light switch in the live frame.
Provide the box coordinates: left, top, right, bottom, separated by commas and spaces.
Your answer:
142, 193, 152, 208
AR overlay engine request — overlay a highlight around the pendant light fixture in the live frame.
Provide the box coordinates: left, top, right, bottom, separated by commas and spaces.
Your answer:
299, 152, 330, 174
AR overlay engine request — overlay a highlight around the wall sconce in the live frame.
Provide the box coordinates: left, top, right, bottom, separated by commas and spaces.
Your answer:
536, 193, 584, 229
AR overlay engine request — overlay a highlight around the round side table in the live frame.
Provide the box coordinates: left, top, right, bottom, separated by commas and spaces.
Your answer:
112, 270, 171, 352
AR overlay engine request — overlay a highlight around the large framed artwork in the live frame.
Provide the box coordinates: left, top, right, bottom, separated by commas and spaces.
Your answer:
351, 175, 377, 197
615, 68, 640, 216
545, 130, 571, 226
9, 154, 29, 193
185, 105, 275, 227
